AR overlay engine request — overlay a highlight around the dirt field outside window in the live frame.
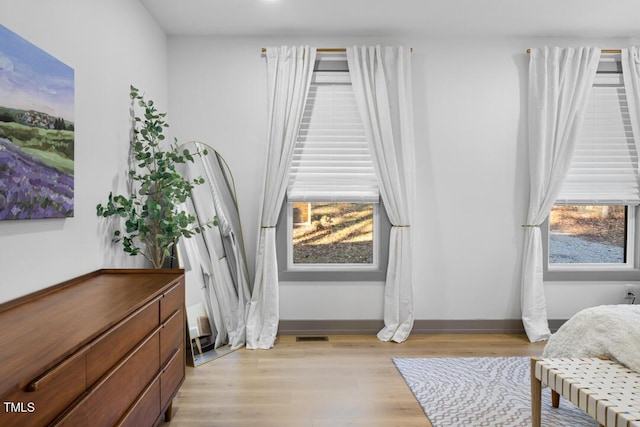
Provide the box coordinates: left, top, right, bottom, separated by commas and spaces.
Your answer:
549, 205, 626, 264
292, 202, 373, 264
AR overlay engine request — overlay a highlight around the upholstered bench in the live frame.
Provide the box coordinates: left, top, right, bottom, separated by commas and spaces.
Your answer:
531, 357, 640, 427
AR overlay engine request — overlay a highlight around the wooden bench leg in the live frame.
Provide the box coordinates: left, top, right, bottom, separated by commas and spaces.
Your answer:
531, 358, 542, 427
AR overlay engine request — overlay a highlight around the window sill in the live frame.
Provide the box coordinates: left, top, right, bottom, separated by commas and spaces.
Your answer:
544, 267, 640, 281
549, 264, 636, 272
287, 263, 379, 272
279, 266, 386, 282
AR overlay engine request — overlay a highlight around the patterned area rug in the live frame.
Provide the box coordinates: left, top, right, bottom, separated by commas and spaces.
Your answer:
393, 356, 599, 427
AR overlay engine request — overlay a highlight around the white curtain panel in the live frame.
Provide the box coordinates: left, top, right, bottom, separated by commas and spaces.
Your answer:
347, 46, 416, 343
622, 48, 640, 154
521, 47, 600, 342
245, 46, 316, 349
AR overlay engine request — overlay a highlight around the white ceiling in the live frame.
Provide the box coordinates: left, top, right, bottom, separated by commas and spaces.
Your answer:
139, 0, 640, 38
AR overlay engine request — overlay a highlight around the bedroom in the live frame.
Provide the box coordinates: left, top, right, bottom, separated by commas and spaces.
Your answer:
1, 0, 640, 425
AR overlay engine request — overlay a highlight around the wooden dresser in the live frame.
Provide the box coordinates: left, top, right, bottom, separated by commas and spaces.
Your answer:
0, 269, 186, 426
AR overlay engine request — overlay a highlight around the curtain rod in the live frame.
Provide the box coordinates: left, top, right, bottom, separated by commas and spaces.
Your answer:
260, 47, 413, 53
526, 48, 621, 54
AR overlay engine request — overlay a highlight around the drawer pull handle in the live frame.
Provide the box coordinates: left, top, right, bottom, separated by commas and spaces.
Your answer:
162, 348, 181, 372
28, 349, 88, 392
163, 309, 181, 327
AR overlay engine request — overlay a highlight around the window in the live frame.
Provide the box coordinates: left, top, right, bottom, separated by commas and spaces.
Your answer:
548, 205, 631, 265
289, 201, 377, 269
279, 54, 388, 274
276, 200, 391, 281
545, 55, 640, 279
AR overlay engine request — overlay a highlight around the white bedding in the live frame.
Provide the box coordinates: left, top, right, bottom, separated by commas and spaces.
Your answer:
543, 304, 640, 373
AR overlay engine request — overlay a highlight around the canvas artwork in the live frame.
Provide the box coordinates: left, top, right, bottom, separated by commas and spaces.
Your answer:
0, 24, 74, 220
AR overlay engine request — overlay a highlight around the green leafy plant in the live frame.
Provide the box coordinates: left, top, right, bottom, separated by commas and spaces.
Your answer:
97, 85, 214, 268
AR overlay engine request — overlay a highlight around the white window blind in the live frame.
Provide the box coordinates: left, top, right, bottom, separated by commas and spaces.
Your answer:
556, 65, 640, 205
287, 71, 379, 202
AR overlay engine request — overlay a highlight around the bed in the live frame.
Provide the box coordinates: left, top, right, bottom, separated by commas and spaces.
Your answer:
542, 304, 640, 373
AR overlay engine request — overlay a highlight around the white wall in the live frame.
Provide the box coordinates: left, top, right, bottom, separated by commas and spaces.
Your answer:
168, 35, 640, 323
0, 0, 168, 303
2, 8, 633, 322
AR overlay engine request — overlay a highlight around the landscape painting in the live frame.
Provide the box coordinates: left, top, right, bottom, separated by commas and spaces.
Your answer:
0, 24, 74, 220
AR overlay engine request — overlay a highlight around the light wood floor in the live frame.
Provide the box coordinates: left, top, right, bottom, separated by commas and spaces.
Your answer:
162, 334, 546, 427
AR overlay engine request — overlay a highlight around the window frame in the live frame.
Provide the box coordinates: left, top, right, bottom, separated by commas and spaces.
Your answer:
542, 204, 640, 281
276, 199, 390, 281
276, 52, 390, 281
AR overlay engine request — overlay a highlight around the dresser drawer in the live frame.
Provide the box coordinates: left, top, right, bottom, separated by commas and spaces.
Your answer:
160, 280, 184, 322
161, 347, 184, 411
1, 354, 87, 427
116, 374, 161, 427
87, 299, 160, 385
160, 308, 184, 365
54, 330, 161, 427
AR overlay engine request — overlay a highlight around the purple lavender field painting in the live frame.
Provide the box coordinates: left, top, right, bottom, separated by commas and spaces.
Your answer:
0, 25, 74, 220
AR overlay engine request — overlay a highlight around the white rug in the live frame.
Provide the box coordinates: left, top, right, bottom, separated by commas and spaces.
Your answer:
393, 356, 599, 427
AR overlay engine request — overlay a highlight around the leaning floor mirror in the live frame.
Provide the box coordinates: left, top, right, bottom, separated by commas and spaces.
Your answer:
177, 142, 251, 367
